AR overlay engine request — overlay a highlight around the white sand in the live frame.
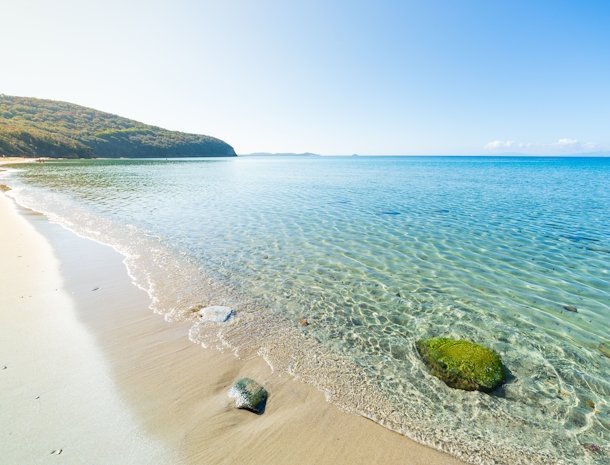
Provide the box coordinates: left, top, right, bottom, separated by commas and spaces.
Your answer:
0, 194, 177, 464
0, 186, 464, 465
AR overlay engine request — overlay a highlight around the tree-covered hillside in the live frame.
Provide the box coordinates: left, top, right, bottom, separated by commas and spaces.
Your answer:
0, 95, 235, 158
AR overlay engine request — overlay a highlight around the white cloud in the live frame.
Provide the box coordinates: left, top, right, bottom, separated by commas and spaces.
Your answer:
557, 138, 579, 146
484, 138, 603, 154
484, 140, 515, 150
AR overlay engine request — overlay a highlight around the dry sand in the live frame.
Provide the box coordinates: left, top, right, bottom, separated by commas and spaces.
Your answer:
0, 188, 464, 465
0, 157, 39, 166
0, 157, 32, 163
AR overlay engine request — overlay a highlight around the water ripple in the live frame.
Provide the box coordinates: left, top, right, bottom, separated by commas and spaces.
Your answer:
5, 156, 610, 465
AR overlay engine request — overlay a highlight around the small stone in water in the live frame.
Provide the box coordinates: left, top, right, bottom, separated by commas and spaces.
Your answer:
298, 318, 309, 326
563, 305, 578, 313
582, 443, 601, 454
189, 304, 203, 313
198, 306, 235, 323
584, 399, 595, 410
598, 342, 610, 358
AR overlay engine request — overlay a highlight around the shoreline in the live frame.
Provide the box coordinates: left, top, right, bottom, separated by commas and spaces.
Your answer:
0, 187, 463, 464
0, 156, 42, 165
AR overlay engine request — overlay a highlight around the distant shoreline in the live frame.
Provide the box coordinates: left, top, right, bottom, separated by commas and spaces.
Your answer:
4, 153, 609, 160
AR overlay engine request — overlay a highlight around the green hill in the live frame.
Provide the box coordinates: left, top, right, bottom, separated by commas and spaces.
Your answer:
0, 95, 235, 158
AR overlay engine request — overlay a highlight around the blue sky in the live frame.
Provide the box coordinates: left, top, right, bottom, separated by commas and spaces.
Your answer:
1, 0, 609, 155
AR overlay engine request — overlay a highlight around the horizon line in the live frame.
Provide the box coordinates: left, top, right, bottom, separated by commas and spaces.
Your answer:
238, 152, 610, 158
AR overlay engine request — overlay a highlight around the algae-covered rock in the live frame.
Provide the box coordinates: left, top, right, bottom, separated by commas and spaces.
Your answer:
228, 378, 268, 414
416, 337, 505, 392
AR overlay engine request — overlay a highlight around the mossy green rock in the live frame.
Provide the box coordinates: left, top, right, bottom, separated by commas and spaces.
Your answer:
417, 337, 505, 392
228, 378, 268, 414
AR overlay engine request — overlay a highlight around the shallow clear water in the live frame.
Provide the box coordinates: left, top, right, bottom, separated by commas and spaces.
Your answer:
4, 156, 609, 464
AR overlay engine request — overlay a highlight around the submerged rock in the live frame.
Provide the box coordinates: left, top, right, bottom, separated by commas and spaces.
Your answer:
189, 304, 203, 314
416, 337, 505, 392
582, 443, 602, 454
228, 378, 268, 414
197, 306, 235, 323
563, 304, 578, 313
598, 342, 610, 358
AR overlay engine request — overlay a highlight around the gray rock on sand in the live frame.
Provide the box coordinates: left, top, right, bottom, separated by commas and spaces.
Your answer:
228, 378, 268, 414
197, 306, 235, 323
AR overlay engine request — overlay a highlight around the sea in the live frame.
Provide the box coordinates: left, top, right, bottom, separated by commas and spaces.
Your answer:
3, 156, 609, 464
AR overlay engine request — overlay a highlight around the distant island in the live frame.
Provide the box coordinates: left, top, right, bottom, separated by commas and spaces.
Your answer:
0, 95, 235, 158
240, 152, 319, 157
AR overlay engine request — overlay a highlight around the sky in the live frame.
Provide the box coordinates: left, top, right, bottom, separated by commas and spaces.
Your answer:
1, 0, 609, 155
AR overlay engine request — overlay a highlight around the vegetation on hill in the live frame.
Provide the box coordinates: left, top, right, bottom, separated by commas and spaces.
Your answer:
0, 95, 235, 158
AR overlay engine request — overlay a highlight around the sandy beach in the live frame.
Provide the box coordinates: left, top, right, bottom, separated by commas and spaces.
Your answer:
0, 175, 463, 464
2, 3, 608, 461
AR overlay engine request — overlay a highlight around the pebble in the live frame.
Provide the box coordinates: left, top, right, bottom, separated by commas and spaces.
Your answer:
598, 342, 610, 358
584, 399, 595, 410
582, 443, 601, 454
563, 305, 578, 313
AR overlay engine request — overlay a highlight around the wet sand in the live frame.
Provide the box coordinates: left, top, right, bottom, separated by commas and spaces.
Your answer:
0, 187, 464, 465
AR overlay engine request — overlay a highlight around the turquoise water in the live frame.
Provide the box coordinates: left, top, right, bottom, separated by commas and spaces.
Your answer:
4, 157, 609, 464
